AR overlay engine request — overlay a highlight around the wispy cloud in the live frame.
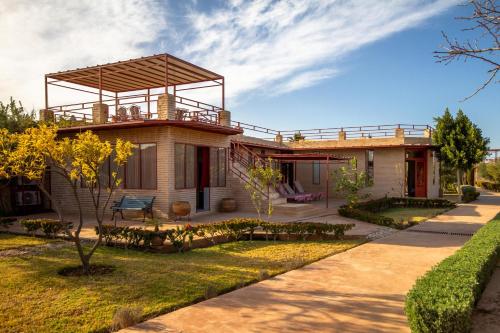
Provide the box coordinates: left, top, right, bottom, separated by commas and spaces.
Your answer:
179, 0, 459, 104
0, 0, 458, 110
0, 0, 166, 109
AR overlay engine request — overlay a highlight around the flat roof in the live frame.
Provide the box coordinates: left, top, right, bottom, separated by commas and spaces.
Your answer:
264, 153, 350, 161
46, 53, 223, 93
57, 119, 243, 135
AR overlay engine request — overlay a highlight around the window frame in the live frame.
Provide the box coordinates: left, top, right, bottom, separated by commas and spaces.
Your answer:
174, 143, 196, 190
312, 161, 321, 185
366, 149, 374, 183
211, 147, 227, 188
123, 142, 158, 190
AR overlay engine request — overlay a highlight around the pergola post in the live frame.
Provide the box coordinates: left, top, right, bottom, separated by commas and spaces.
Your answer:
99, 67, 102, 105
326, 157, 330, 208
44, 75, 48, 110
221, 77, 225, 111
164, 55, 169, 94
147, 88, 151, 119
115, 92, 118, 113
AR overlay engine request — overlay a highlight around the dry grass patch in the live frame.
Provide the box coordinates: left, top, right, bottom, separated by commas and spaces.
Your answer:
0, 233, 55, 251
0, 238, 362, 333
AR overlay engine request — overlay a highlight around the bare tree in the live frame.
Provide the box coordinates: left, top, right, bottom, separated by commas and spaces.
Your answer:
435, 0, 499, 100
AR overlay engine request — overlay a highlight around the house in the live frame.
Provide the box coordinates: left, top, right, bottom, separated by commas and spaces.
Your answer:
34, 53, 439, 219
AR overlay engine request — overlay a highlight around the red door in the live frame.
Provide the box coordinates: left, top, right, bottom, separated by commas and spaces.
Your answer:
415, 160, 426, 197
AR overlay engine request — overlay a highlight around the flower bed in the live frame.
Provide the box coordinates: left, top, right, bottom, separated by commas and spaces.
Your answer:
95, 218, 355, 252
405, 214, 500, 332
338, 197, 456, 229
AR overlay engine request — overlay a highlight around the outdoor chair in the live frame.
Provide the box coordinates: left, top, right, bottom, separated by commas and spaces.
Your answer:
116, 106, 128, 121
277, 183, 310, 203
294, 180, 324, 200
283, 183, 314, 201
129, 105, 142, 120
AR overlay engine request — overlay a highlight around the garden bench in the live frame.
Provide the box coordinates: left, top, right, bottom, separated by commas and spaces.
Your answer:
111, 196, 155, 222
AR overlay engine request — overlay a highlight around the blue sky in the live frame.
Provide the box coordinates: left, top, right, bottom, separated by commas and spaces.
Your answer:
0, 0, 498, 145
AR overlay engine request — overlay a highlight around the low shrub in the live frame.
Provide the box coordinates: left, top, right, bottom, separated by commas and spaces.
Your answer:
460, 185, 480, 203
96, 219, 355, 250
338, 197, 456, 229
20, 219, 72, 237
405, 215, 500, 332
477, 180, 500, 192
0, 217, 16, 229
165, 225, 196, 252
20, 219, 42, 236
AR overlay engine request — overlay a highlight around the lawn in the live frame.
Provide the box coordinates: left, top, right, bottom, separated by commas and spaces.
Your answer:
0, 236, 362, 333
380, 207, 449, 223
0, 233, 55, 251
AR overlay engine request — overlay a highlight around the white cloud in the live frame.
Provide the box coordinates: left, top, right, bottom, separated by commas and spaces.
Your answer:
0, 0, 459, 112
179, 0, 460, 105
273, 68, 338, 95
0, 0, 166, 110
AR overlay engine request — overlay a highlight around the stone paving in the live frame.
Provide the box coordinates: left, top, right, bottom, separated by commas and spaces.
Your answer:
120, 192, 500, 333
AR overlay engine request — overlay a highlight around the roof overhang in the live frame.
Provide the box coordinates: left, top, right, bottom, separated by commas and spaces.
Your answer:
264, 153, 350, 161
46, 54, 223, 93
57, 119, 243, 135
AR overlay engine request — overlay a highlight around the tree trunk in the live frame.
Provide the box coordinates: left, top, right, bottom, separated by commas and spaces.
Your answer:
456, 168, 462, 194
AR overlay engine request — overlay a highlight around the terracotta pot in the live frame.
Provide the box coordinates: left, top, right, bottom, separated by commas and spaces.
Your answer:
172, 201, 191, 217
151, 235, 164, 247
220, 198, 237, 212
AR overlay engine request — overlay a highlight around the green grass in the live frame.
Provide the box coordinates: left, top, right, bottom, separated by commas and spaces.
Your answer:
0, 237, 362, 333
380, 207, 449, 223
0, 233, 55, 251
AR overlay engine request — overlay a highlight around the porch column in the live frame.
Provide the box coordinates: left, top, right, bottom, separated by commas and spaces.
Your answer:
157, 94, 176, 120
218, 110, 231, 126
338, 129, 346, 141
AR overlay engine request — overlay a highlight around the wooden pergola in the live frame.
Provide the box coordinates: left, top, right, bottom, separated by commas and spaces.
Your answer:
44, 53, 225, 119
264, 153, 351, 208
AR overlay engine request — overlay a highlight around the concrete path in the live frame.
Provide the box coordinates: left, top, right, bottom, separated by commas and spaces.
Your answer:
119, 193, 499, 333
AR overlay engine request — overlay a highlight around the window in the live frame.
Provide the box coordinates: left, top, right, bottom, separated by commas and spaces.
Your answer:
124, 143, 157, 189
82, 143, 156, 190
140, 144, 157, 189
125, 145, 141, 189
366, 150, 374, 182
210, 147, 226, 187
175, 143, 195, 189
312, 161, 320, 185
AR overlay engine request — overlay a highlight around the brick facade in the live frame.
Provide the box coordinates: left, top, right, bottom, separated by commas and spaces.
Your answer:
51, 126, 233, 218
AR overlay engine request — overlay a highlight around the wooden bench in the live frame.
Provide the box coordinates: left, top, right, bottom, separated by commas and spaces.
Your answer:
111, 196, 155, 222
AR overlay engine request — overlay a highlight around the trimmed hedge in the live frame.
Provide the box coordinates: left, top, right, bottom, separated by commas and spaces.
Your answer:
20, 219, 73, 238
338, 197, 456, 229
0, 217, 16, 229
96, 218, 355, 250
477, 180, 500, 192
405, 215, 500, 332
460, 185, 480, 203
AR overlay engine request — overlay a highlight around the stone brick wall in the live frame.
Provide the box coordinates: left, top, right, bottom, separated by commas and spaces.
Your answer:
51, 125, 234, 219
294, 148, 407, 199
157, 94, 176, 120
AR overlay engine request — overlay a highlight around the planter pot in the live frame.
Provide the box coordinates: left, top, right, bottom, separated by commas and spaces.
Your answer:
151, 235, 164, 247
172, 201, 191, 219
220, 198, 237, 212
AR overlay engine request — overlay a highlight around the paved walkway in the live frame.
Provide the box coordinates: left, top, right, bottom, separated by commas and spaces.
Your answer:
121, 192, 500, 333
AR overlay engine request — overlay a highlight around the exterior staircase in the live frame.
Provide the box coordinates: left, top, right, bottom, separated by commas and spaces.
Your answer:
229, 140, 325, 218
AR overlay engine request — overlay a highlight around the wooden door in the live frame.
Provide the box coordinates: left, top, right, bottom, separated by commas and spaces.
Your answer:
415, 160, 426, 197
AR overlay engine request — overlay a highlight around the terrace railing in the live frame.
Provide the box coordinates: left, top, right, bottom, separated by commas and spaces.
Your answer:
231, 123, 433, 141
48, 92, 222, 126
